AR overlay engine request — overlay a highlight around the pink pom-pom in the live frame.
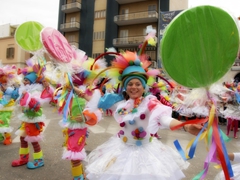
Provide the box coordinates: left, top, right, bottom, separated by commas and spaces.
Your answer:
131, 131, 136, 136
139, 131, 147, 138
119, 130, 124, 135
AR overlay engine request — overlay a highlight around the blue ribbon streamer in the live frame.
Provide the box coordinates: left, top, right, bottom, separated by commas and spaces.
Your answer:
173, 140, 187, 161
174, 122, 208, 160
188, 122, 209, 159
218, 126, 234, 178
62, 90, 73, 123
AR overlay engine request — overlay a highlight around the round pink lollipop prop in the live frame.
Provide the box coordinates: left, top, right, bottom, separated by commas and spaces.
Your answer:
41, 27, 72, 63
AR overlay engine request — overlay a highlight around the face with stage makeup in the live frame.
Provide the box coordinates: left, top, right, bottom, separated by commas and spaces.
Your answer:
126, 78, 145, 100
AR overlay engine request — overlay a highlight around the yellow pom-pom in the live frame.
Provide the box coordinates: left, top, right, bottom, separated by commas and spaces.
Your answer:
123, 136, 128, 143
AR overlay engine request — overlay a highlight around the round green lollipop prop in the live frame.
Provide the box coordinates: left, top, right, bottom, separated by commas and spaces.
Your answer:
160, 5, 239, 88
15, 21, 44, 52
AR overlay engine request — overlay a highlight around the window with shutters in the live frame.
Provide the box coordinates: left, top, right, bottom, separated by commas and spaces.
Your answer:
93, 31, 105, 40
95, 10, 106, 19
6, 47, 15, 59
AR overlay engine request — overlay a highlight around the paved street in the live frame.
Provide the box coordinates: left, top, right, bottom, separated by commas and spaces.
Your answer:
0, 105, 240, 180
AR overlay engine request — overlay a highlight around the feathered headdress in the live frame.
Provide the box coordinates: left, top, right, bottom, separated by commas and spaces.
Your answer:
90, 50, 160, 93
72, 57, 107, 88
89, 25, 161, 93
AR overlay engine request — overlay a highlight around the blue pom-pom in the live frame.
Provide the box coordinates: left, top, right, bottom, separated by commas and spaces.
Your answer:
138, 127, 144, 132
129, 120, 136, 125
136, 140, 142, 146
134, 59, 141, 66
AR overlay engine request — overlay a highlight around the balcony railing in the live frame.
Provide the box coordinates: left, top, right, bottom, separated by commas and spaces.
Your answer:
113, 35, 158, 47
60, 22, 80, 32
61, 2, 81, 13
114, 11, 158, 26
116, 0, 147, 4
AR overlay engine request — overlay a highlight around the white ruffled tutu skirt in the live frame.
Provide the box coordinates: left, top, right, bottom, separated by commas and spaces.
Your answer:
214, 164, 240, 180
220, 104, 240, 120
85, 136, 189, 180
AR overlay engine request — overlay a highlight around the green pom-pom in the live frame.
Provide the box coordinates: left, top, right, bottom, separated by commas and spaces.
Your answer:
149, 136, 153, 142
131, 108, 137, 113
129, 61, 134, 65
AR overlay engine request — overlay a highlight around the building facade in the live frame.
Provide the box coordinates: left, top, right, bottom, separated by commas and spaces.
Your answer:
0, 24, 31, 67
57, 0, 188, 66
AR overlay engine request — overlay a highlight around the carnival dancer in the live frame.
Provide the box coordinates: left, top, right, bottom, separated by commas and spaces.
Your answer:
105, 85, 114, 116
40, 77, 56, 106
0, 65, 19, 145
73, 50, 203, 180
11, 71, 46, 169
59, 81, 96, 180
41, 65, 62, 107
55, 51, 106, 180
220, 81, 240, 139
227, 118, 239, 138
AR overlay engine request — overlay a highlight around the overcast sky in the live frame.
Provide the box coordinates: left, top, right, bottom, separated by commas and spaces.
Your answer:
189, 0, 240, 18
0, 0, 59, 28
0, 0, 239, 29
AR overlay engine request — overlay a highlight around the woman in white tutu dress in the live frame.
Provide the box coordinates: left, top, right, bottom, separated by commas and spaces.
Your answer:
75, 51, 202, 180
214, 152, 240, 180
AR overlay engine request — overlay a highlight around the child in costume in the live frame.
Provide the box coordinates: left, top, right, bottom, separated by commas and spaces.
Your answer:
0, 65, 19, 145
105, 85, 114, 116
42, 64, 63, 107
220, 81, 240, 139
40, 77, 56, 106
0, 85, 19, 145
11, 71, 46, 169
58, 81, 100, 180
55, 52, 106, 180
74, 51, 203, 180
